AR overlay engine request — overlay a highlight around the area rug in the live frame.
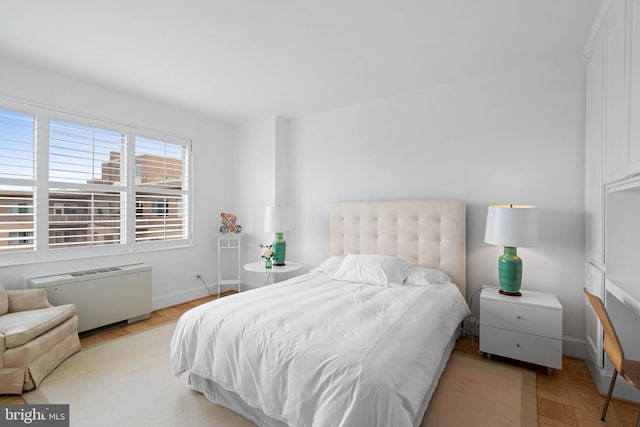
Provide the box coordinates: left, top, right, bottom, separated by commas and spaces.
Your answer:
24, 323, 537, 426
422, 351, 538, 427
23, 322, 254, 427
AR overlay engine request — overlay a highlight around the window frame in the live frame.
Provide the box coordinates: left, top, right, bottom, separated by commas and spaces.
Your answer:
0, 98, 193, 265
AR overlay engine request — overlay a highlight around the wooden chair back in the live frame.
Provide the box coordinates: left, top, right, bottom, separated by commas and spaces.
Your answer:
584, 289, 625, 373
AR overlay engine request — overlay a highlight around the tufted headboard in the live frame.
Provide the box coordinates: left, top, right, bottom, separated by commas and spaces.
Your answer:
329, 200, 466, 297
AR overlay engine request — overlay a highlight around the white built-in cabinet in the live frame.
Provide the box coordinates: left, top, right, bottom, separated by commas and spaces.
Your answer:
600, 0, 640, 183
630, 0, 640, 172
603, 2, 629, 183
584, 32, 606, 368
584, 0, 640, 402
584, 263, 605, 367
585, 38, 605, 267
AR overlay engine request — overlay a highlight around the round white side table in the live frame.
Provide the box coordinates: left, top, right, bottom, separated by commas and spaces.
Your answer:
243, 261, 303, 285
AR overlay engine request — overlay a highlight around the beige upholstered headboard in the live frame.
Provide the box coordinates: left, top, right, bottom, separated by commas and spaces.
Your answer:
330, 200, 466, 297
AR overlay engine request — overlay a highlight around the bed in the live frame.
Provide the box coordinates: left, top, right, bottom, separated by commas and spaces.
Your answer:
171, 200, 469, 427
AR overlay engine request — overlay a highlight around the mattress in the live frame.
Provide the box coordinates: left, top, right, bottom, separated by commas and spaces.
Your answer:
171, 272, 469, 427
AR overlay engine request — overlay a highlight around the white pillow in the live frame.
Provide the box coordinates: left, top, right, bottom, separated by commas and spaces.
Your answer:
403, 266, 451, 286
332, 254, 412, 286
309, 256, 345, 273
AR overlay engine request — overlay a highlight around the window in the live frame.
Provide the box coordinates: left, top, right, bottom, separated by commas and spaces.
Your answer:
63, 203, 79, 215
0, 100, 192, 259
10, 203, 31, 214
0, 107, 36, 253
9, 231, 30, 245
48, 117, 126, 249
134, 134, 189, 243
152, 201, 169, 217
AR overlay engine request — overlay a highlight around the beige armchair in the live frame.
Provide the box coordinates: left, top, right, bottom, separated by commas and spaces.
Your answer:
0, 283, 81, 394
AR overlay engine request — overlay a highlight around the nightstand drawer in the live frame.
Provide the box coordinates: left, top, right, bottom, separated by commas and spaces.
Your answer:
480, 298, 562, 339
480, 325, 562, 369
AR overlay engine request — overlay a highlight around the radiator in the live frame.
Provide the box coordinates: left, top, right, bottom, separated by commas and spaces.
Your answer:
27, 264, 152, 333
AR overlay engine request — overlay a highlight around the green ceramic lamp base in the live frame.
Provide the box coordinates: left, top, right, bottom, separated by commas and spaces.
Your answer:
498, 246, 522, 297
272, 232, 286, 266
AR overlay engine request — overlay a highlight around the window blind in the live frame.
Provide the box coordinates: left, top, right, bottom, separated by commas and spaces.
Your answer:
0, 109, 36, 252
134, 135, 189, 243
48, 119, 126, 249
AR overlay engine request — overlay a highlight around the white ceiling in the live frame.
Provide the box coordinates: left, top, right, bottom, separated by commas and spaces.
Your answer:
0, 0, 601, 123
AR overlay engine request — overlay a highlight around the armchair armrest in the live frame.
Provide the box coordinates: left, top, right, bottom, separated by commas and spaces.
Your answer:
6, 289, 53, 312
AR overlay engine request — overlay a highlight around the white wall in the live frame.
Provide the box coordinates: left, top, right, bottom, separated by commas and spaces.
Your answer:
232, 116, 296, 288
233, 118, 276, 287
0, 57, 234, 309
287, 56, 587, 351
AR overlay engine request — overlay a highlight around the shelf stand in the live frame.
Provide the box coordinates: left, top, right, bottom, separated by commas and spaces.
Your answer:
217, 234, 242, 297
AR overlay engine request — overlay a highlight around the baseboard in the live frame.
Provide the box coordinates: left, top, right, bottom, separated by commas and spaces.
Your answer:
586, 356, 640, 403
241, 283, 264, 292
152, 283, 240, 310
586, 356, 608, 392
562, 335, 586, 359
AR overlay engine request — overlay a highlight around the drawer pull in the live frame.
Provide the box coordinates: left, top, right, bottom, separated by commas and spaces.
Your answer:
517, 316, 523, 320
516, 344, 520, 348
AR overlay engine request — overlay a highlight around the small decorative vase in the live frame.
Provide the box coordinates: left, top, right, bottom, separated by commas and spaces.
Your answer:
265, 258, 272, 269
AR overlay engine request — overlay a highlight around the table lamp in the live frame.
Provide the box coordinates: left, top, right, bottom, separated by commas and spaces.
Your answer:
264, 205, 293, 266
484, 204, 538, 296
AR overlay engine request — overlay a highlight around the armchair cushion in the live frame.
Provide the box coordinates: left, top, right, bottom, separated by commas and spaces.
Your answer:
7, 289, 52, 312
0, 304, 76, 348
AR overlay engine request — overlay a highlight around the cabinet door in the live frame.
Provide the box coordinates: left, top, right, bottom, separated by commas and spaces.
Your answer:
629, 0, 640, 172
586, 41, 606, 265
604, 5, 630, 183
585, 263, 605, 368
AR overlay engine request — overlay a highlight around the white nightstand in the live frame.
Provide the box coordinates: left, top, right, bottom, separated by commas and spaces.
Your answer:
243, 261, 303, 285
480, 287, 563, 373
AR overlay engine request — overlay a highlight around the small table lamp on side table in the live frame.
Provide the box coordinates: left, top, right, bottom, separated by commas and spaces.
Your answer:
484, 204, 538, 296
264, 205, 294, 266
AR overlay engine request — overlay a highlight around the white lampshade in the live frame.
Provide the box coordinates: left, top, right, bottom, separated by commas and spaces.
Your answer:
484, 205, 538, 247
264, 205, 294, 232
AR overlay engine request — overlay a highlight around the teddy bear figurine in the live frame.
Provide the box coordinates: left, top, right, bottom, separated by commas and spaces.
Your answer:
219, 212, 242, 234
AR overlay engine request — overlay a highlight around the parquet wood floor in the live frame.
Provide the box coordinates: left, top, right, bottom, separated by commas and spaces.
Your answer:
455, 335, 640, 427
2, 291, 639, 427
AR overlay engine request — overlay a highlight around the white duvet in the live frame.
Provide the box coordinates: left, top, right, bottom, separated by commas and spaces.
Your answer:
171, 272, 469, 427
